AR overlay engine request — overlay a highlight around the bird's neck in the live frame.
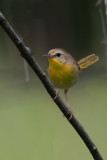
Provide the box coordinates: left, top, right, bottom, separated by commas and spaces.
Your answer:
49, 58, 63, 69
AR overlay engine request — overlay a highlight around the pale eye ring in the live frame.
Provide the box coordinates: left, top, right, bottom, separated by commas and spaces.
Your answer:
56, 53, 61, 57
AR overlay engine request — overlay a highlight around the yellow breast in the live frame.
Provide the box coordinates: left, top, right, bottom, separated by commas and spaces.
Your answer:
48, 58, 79, 89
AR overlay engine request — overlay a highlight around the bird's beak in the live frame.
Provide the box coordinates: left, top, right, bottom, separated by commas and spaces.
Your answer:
43, 54, 53, 58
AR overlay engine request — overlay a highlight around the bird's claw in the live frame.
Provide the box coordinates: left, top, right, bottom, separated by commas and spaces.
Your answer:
54, 89, 59, 100
63, 107, 73, 120
67, 106, 73, 120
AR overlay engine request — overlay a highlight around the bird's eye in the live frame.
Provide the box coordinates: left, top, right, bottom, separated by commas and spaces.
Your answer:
56, 53, 61, 57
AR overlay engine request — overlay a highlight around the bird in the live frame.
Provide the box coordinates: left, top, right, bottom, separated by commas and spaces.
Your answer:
44, 48, 99, 119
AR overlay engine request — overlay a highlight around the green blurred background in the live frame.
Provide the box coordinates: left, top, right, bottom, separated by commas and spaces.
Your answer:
0, 0, 107, 159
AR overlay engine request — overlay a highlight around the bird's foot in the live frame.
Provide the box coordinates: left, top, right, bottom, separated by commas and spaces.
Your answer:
54, 89, 59, 100
67, 106, 73, 120
63, 106, 73, 120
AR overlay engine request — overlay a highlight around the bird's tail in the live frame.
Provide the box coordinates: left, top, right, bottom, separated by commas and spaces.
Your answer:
77, 54, 99, 70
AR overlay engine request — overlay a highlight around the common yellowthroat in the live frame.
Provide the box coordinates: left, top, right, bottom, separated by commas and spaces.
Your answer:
44, 48, 99, 119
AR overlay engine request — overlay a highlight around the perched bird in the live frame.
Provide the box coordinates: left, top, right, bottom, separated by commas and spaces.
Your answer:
44, 48, 99, 119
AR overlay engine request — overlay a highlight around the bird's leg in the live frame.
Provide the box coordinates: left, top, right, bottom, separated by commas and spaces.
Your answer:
64, 89, 73, 120
54, 89, 59, 100
64, 89, 70, 108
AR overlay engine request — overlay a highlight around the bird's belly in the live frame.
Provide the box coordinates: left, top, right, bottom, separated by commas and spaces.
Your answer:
48, 64, 79, 89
